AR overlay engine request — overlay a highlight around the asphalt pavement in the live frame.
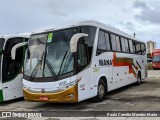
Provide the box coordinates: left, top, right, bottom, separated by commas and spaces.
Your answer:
0, 70, 160, 120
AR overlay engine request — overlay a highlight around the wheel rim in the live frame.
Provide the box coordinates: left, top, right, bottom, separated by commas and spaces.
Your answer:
98, 84, 105, 98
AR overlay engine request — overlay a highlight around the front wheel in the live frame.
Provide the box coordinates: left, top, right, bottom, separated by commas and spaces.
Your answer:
92, 80, 107, 102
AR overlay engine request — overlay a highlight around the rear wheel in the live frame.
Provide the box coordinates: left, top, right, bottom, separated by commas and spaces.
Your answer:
92, 79, 107, 102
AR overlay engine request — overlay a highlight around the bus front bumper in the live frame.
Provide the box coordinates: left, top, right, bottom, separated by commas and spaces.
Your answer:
23, 85, 78, 103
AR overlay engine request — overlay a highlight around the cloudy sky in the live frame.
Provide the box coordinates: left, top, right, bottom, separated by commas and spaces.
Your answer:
0, 0, 160, 48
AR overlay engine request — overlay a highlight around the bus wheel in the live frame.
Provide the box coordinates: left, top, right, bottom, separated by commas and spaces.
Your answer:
136, 72, 141, 86
92, 79, 107, 102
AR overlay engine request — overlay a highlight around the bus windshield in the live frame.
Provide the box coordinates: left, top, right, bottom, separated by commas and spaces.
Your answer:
24, 28, 78, 78
153, 56, 160, 62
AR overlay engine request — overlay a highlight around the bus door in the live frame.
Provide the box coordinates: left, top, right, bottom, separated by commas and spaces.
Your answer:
2, 38, 26, 101
76, 39, 91, 101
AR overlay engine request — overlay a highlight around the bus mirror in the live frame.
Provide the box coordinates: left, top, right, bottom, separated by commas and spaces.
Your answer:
11, 42, 28, 60
70, 33, 88, 52
0, 49, 4, 55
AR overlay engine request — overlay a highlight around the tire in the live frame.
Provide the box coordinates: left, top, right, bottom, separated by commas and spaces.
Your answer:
136, 72, 141, 86
92, 79, 107, 102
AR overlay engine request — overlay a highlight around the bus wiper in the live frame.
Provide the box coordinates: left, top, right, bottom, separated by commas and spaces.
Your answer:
30, 52, 44, 79
57, 50, 69, 75
30, 60, 42, 79
45, 59, 58, 80
30, 59, 58, 80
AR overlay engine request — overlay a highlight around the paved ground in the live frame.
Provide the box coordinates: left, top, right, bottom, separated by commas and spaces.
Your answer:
0, 70, 160, 120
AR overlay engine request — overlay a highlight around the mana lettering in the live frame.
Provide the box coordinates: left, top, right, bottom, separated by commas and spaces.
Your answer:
99, 59, 112, 66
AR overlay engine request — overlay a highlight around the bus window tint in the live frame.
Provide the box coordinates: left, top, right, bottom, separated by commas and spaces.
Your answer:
80, 26, 96, 61
97, 30, 107, 54
104, 32, 111, 51
121, 37, 126, 52
116, 36, 121, 52
135, 42, 141, 54
77, 39, 88, 70
111, 34, 117, 51
129, 40, 134, 53
132, 41, 136, 53
124, 39, 129, 53
141, 43, 146, 55
121, 37, 129, 53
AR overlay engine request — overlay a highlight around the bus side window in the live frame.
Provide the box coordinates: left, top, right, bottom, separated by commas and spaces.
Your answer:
124, 39, 129, 53
80, 26, 96, 63
116, 36, 121, 52
121, 37, 125, 52
111, 34, 117, 51
141, 43, 146, 55
104, 32, 111, 51
97, 30, 107, 55
77, 38, 88, 71
135, 42, 142, 55
129, 40, 134, 53
121, 37, 130, 53
132, 41, 136, 53
111, 34, 121, 52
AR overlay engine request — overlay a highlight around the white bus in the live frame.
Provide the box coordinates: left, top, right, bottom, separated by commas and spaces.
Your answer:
14, 21, 147, 103
0, 33, 30, 102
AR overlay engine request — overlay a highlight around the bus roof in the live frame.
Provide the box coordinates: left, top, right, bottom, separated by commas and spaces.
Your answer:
32, 20, 143, 42
0, 33, 30, 41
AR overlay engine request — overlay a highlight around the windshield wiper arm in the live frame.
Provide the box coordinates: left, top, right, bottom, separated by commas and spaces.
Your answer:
45, 59, 58, 80
30, 52, 44, 79
57, 50, 69, 75
30, 60, 42, 79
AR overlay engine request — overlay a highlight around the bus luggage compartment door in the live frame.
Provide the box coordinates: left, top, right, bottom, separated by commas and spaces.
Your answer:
2, 75, 23, 101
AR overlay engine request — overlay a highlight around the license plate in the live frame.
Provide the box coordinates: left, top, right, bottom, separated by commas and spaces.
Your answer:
39, 96, 49, 101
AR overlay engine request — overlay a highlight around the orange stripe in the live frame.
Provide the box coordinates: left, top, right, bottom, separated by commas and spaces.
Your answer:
113, 52, 116, 59
112, 53, 137, 78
